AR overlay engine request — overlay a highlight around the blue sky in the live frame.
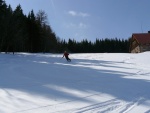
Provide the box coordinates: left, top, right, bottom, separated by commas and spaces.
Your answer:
4, 0, 150, 41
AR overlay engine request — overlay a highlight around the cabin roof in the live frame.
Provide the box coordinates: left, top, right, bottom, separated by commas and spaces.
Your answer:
132, 33, 150, 44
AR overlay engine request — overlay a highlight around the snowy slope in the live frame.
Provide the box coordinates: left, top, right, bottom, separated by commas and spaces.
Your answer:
0, 52, 150, 113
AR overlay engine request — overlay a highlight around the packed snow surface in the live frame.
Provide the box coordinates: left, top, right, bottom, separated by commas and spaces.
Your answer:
0, 52, 150, 113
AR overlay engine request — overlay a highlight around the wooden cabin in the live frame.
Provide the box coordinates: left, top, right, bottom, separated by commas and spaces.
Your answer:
129, 31, 150, 53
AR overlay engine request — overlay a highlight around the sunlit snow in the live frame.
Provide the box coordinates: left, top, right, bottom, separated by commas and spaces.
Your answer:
0, 52, 150, 113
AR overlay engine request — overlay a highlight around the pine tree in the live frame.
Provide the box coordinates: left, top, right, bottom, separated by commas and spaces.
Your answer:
0, 0, 8, 52
5, 4, 27, 54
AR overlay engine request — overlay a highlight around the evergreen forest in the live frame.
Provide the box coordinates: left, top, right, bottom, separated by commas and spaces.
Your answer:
0, 0, 130, 54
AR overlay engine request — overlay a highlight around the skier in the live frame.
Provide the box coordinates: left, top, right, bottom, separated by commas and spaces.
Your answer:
62, 51, 71, 62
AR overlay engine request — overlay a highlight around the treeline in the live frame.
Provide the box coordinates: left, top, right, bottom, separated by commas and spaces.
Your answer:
0, 0, 130, 53
0, 0, 58, 53
58, 38, 129, 53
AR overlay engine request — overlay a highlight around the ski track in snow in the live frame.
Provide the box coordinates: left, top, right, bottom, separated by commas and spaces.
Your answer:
0, 53, 150, 113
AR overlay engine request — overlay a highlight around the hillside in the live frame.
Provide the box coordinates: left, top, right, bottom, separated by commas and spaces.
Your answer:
0, 52, 150, 113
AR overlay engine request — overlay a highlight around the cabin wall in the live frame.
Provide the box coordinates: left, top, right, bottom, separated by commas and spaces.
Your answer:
129, 37, 140, 53
140, 44, 150, 52
131, 45, 140, 53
